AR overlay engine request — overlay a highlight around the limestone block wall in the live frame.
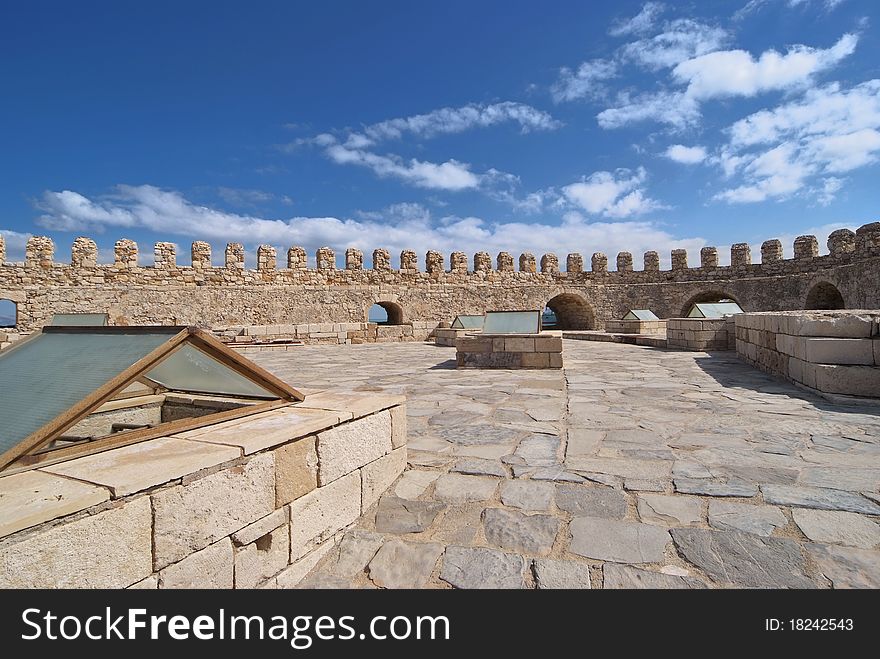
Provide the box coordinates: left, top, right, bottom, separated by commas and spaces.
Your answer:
214, 320, 440, 346
456, 332, 563, 369
0, 393, 407, 589
736, 311, 880, 398
666, 318, 736, 351
604, 319, 667, 335
0, 222, 878, 333
434, 327, 478, 347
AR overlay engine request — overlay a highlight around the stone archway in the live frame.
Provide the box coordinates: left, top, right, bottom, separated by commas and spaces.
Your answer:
679, 290, 741, 318
0, 299, 16, 328
805, 281, 845, 310
368, 300, 404, 325
544, 293, 596, 330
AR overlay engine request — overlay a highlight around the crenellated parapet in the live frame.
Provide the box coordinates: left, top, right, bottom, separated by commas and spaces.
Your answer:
346, 248, 363, 270
643, 251, 659, 272
616, 252, 633, 273
761, 239, 783, 263
316, 247, 335, 270
400, 250, 418, 273
26, 236, 55, 268
154, 242, 176, 269
671, 249, 688, 271
591, 253, 608, 273
426, 250, 443, 274
0, 234, 4, 264
450, 251, 468, 274
794, 235, 819, 259
856, 222, 880, 250
519, 253, 536, 273
373, 248, 391, 271
257, 245, 276, 271
730, 243, 751, 267
226, 243, 245, 269
114, 239, 138, 269
473, 252, 492, 273
700, 247, 718, 269
827, 229, 855, 255
566, 253, 583, 273
192, 241, 212, 269
540, 253, 559, 274
71, 237, 97, 268
497, 252, 514, 272
288, 246, 307, 270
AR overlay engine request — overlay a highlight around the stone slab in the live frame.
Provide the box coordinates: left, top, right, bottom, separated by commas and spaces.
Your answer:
793, 509, 880, 548
289, 470, 361, 560
569, 517, 670, 563
367, 539, 443, 588
674, 477, 757, 498
161, 538, 234, 589
533, 558, 592, 589
452, 458, 507, 478
500, 480, 555, 511
375, 495, 445, 534
433, 473, 499, 503
439, 546, 526, 589
708, 501, 787, 537
637, 494, 703, 526
361, 446, 407, 510
317, 411, 392, 485
234, 524, 290, 588
556, 484, 627, 518
806, 543, 880, 588
274, 436, 318, 507
297, 391, 404, 419
482, 508, 560, 554
232, 508, 288, 546
393, 470, 440, 499
761, 485, 880, 515
603, 564, 706, 589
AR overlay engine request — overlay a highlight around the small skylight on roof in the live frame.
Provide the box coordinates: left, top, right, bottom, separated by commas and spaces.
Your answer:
687, 301, 744, 318
0, 326, 303, 473
622, 309, 659, 321
451, 314, 484, 329
50, 313, 109, 326
481, 310, 542, 334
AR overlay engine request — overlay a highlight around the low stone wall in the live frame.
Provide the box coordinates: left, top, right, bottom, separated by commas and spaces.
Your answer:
604, 319, 666, 335
736, 311, 880, 398
456, 332, 563, 368
215, 321, 438, 346
0, 330, 25, 351
563, 330, 667, 348
0, 392, 407, 588
434, 327, 477, 346
666, 318, 736, 351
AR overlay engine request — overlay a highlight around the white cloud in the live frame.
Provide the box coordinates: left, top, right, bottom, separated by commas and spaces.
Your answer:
216, 187, 275, 206
716, 80, 880, 203
551, 59, 618, 103
609, 3, 665, 37
816, 177, 844, 205
32, 185, 702, 270
673, 33, 858, 100
561, 167, 667, 217
597, 91, 700, 130
0, 228, 33, 262
665, 144, 708, 164
621, 19, 729, 70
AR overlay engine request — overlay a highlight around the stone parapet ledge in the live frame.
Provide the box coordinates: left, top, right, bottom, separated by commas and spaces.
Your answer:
666, 317, 736, 352
0, 393, 407, 588
735, 310, 880, 398
434, 327, 480, 346
456, 331, 563, 369
604, 319, 667, 335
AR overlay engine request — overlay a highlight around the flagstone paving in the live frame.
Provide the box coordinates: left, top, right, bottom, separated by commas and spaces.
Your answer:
251, 339, 880, 589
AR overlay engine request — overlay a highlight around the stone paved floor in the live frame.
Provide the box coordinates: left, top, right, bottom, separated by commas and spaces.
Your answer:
251, 340, 880, 589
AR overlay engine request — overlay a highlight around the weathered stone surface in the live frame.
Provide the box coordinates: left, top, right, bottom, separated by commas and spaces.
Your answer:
602, 564, 706, 589
483, 508, 560, 554
527, 467, 585, 483
637, 494, 703, 526
288, 470, 362, 560
234, 525, 290, 588
708, 502, 787, 537
566, 457, 670, 480
514, 434, 561, 466
761, 485, 880, 514
533, 559, 592, 589
0, 470, 110, 538
556, 484, 627, 518
367, 539, 443, 588
128, 575, 159, 589
361, 446, 407, 510
569, 518, 670, 563
452, 458, 506, 478
375, 495, 445, 533
161, 538, 234, 589
806, 543, 880, 588
44, 437, 239, 498
792, 509, 880, 548
671, 528, 814, 588
317, 411, 392, 485
433, 473, 499, 503
434, 422, 517, 445
439, 546, 526, 589
333, 529, 385, 576
390, 404, 407, 449
275, 538, 338, 588
152, 453, 275, 568
0, 496, 152, 588
674, 478, 757, 497
274, 436, 318, 506
393, 470, 440, 499
232, 508, 288, 546
500, 480, 555, 511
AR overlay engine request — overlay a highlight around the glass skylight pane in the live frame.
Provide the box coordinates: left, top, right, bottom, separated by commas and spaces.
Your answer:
0, 330, 172, 456
482, 310, 541, 334
50, 313, 109, 326
145, 344, 276, 399
451, 315, 484, 329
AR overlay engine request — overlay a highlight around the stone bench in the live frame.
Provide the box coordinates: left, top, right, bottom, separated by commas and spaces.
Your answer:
456, 331, 563, 369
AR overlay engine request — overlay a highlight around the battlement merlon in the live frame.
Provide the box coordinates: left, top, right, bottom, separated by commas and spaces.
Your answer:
1, 222, 878, 274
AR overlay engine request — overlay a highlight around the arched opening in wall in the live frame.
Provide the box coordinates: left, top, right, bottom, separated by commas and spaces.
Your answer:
368, 301, 403, 325
0, 299, 16, 328
545, 294, 596, 330
805, 281, 845, 310
680, 291, 742, 318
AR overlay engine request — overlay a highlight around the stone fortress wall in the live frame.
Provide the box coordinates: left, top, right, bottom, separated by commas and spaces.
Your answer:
0, 222, 878, 336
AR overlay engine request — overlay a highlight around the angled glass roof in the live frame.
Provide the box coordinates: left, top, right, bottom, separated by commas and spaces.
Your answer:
0, 326, 302, 472
687, 302, 744, 318
482, 310, 542, 334
451, 314, 485, 329
622, 309, 659, 321
51, 313, 109, 326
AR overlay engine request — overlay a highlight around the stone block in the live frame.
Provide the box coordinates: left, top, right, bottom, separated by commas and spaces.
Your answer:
390, 404, 407, 449
160, 538, 234, 589
128, 575, 159, 589
234, 524, 290, 588
289, 470, 361, 560
275, 538, 339, 588
520, 352, 550, 368
812, 363, 880, 396
274, 436, 319, 507
152, 453, 275, 569
549, 352, 563, 368
0, 496, 152, 588
504, 337, 536, 352
44, 437, 240, 497
361, 446, 407, 510
457, 337, 492, 353
0, 470, 110, 538
316, 410, 392, 485
802, 337, 875, 365
232, 508, 288, 546
795, 314, 876, 338
535, 336, 563, 351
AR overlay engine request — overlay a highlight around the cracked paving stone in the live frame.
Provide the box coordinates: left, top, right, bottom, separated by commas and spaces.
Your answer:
296, 574, 353, 589
499, 480, 555, 511
533, 559, 592, 589
569, 517, 670, 563
482, 507, 560, 555
439, 546, 526, 589
367, 540, 444, 589
671, 528, 814, 588
333, 530, 385, 576
375, 496, 446, 534
433, 473, 499, 503
602, 564, 707, 589
708, 501, 787, 537
393, 470, 440, 499
513, 434, 562, 466
806, 544, 880, 588
674, 477, 757, 498
451, 458, 507, 478
637, 494, 702, 526
434, 423, 522, 446
761, 485, 880, 515
556, 484, 627, 519
792, 509, 880, 549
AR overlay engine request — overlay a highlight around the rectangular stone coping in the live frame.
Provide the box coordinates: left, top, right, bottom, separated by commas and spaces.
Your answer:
294, 390, 405, 420
736, 310, 880, 337
0, 470, 111, 539
471, 331, 563, 338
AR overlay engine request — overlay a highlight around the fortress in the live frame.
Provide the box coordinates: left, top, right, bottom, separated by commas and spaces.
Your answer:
1, 222, 878, 338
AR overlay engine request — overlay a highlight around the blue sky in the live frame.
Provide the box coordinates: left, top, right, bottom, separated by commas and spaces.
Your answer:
1, 0, 878, 268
